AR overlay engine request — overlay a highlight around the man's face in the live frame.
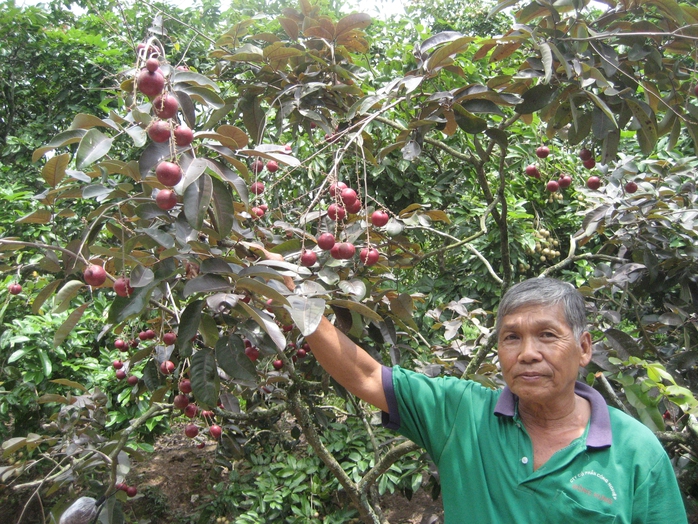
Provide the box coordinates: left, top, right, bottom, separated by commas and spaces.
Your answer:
497, 303, 592, 405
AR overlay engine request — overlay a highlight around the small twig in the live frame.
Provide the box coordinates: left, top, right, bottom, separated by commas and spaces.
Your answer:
595, 373, 633, 416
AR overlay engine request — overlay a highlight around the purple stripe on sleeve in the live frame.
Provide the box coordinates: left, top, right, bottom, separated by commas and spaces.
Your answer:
381, 366, 401, 430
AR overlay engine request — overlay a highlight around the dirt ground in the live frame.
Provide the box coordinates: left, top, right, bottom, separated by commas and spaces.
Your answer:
122, 425, 444, 524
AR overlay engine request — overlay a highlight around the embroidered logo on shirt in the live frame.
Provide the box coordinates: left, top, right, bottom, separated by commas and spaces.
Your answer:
569, 470, 617, 504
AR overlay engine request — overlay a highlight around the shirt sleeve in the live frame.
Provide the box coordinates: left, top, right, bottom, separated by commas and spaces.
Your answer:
631, 451, 687, 524
382, 365, 494, 464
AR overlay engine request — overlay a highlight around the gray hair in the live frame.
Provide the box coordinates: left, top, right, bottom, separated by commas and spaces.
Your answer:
494, 278, 588, 340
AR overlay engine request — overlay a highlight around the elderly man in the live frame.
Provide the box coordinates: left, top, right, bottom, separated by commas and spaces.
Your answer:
303, 277, 687, 523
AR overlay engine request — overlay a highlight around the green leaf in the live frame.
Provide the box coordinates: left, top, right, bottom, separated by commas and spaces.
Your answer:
38, 349, 52, 378
32, 279, 63, 314
285, 296, 326, 336
53, 280, 84, 314
54, 302, 90, 346
183, 274, 233, 298
210, 176, 234, 238
216, 335, 257, 382
328, 299, 383, 322
108, 284, 156, 324
237, 302, 286, 350
235, 277, 290, 306
2, 438, 27, 457
184, 174, 213, 231
453, 104, 487, 134
191, 348, 219, 408
32, 129, 86, 163
539, 42, 553, 84
516, 85, 559, 114
75, 128, 113, 170
50, 379, 88, 392
70, 113, 118, 130
176, 300, 204, 357
205, 159, 249, 206
625, 99, 657, 155
42, 153, 70, 188
172, 70, 221, 92
425, 35, 473, 72
390, 293, 418, 329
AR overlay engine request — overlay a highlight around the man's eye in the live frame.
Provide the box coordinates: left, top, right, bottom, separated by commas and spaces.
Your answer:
503, 334, 519, 341
541, 332, 556, 338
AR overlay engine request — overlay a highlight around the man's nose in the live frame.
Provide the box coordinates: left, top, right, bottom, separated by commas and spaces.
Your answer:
518, 336, 543, 362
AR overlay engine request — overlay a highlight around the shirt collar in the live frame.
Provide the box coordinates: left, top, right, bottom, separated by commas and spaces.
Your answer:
493, 381, 612, 448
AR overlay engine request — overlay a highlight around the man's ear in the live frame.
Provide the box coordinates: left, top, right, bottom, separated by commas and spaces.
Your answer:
579, 331, 592, 367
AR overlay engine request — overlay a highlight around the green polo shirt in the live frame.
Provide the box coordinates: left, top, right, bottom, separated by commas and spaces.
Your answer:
382, 366, 687, 524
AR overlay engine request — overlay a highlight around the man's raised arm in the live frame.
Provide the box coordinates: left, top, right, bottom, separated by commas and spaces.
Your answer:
305, 317, 388, 413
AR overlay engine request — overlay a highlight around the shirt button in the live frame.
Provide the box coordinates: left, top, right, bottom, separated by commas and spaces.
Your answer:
521, 457, 529, 464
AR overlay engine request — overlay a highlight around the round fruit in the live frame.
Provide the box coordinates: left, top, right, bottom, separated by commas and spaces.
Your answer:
160, 360, 175, 375
558, 175, 573, 189
209, 424, 222, 439
296, 348, 307, 359
196, 442, 205, 449
173, 394, 190, 410
317, 233, 336, 250
536, 146, 550, 159
113, 277, 134, 297
179, 379, 192, 393
338, 242, 356, 259
583, 158, 596, 169
116, 483, 127, 492
259, 204, 268, 212
250, 181, 265, 195
300, 250, 317, 267
163, 332, 177, 345
184, 404, 198, 418
327, 203, 346, 221
360, 247, 380, 266
244, 338, 252, 348
579, 148, 593, 161
330, 181, 347, 196
174, 125, 194, 147
147, 120, 171, 143
266, 298, 275, 312
251, 207, 265, 219
266, 160, 279, 172
251, 159, 265, 173
116, 370, 127, 380
546, 180, 559, 193
282, 324, 294, 332
152, 93, 179, 119
330, 244, 342, 259
586, 176, 602, 190
345, 199, 362, 214
130, 339, 139, 348
272, 359, 284, 370
126, 486, 138, 498
185, 424, 199, 438
624, 181, 638, 194
145, 57, 160, 73
115, 339, 127, 350
113, 360, 123, 370
84, 264, 107, 286
155, 189, 178, 210
340, 188, 358, 207
201, 410, 214, 419
302, 342, 311, 351
525, 165, 540, 179
144, 329, 156, 340
245, 346, 260, 361
127, 375, 139, 386
138, 331, 149, 341
371, 210, 389, 227
137, 70, 165, 98
155, 161, 182, 187
8, 283, 22, 295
